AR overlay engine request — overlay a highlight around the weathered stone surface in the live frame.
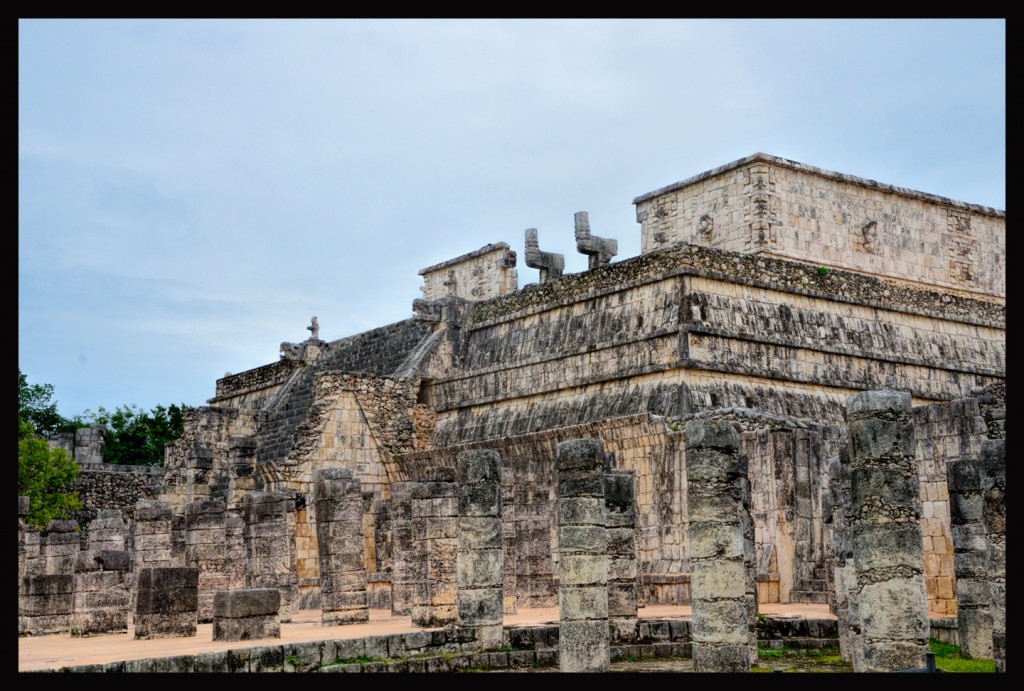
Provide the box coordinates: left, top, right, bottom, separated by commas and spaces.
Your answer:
557, 438, 609, 672
212, 614, 281, 642
558, 619, 610, 673
213, 588, 280, 618
842, 390, 929, 672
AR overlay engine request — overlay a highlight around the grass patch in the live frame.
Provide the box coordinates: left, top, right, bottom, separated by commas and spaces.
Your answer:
755, 644, 846, 671
930, 640, 997, 673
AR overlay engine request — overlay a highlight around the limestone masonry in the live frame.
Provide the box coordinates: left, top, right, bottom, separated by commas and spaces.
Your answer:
22, 154, 1005, 672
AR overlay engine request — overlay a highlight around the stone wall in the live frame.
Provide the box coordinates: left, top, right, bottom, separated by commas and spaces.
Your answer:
161, 407, 261, 512
426, 242, 1002, 448
912, 396, 991, 616
249, 324, 428, 474
212, 319, 432, 410
212, 359, 303, 408
72, 464, 166, 522
634, 153, 1005, 298
418, 242, 518, 302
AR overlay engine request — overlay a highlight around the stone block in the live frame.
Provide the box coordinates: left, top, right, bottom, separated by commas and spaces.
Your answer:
858, 578, 930, 639
457, 587, 504, 625
558, 525, 607, 554
559, 585, 609, 619
213, 588, 280, 618
690, 598, 749, 643
684, 419, 739, 450
556, 497, 605, 525
846, 390, 911, 418
457, 549, 503, 586
850, 523, 924, 571
556, 439, 606, 473
558, 619, 610, 672
558, 553, 607, 586
692, 642, 750, 672
457, 516, 503, 549
848, 418, 915, 459
212, 614, 281, 641
691, 559, 746, 600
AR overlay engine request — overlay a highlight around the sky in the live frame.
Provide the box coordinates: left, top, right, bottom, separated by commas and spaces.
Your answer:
18, 19, 1006, 421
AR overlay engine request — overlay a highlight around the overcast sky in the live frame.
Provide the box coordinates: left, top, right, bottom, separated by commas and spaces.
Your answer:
18, 19, 1005, 421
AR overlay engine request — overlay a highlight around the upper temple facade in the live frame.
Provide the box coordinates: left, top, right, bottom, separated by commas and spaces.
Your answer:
61, 154, 1005, 622
634, 152, 1005, 299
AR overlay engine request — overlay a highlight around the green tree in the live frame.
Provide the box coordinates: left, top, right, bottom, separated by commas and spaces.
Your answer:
82, 403, 187, 466
18, 369, 78, 437
18, 417, 82, 528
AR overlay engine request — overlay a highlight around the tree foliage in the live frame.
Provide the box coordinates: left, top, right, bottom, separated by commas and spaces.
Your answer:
18, 417, 82, 528
18, 369, 78, 437
81, 403, 187, 466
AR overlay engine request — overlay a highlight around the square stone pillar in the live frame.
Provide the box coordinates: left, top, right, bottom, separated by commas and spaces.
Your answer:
314, 468, 369, 625
410, 467, 458, 627
605, 469, 638, 643
456, 450, 504, 650
19, 574, 73, 636
845, 390, 929, 672
389, 481, 414, 616
85, 509, 127, 551
684, 419, 752, 672
557, 439, 609, 673
185, 498, 245, 623
41, 519, 81, 575
72, 549, 130, 636
242, 490, 298, 622
980, 439, 1005, 673
947, 458, 993, 659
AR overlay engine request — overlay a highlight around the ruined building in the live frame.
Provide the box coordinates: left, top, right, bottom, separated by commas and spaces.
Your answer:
26, 153, 1005, 636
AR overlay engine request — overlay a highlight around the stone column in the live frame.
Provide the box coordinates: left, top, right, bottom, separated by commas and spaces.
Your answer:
556, 439, 609, 673
185, 498, 243, 622
740, 470, 759, 667
228, 436, 259, 501
72, 550, 130, 636
685, 419, 752, 673
74, 424, 106, 464
501, 467, 518, 615
130, 499, 176, 627
605, 469, 638, 643
389, 481, 414, 616
946, 458, 993, 659
314, 468, 369, 625
131, 499, 176, 570
980, 439, 1005, 673
134, 566, 199, 639
825, 447, 862, 666
456, 450, 504, 650
85, 509, 127, 551
410, 467, 458, 628
42, 519, 81, 575
242, 490, 298, 623
846, 390, 929, 672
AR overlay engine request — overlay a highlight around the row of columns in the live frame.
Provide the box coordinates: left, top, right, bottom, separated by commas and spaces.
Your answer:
19, 389, 1006, 673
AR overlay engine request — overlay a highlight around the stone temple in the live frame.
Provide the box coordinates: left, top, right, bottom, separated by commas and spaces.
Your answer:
24, 153, 1005, 667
